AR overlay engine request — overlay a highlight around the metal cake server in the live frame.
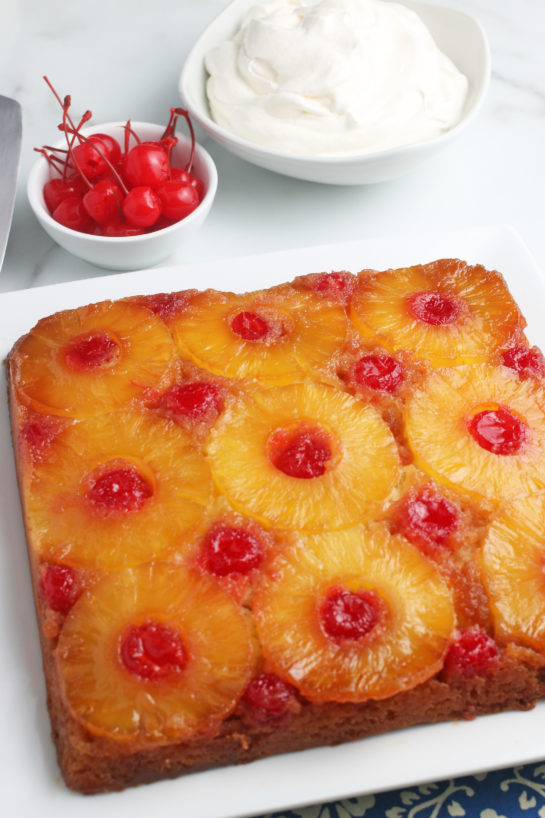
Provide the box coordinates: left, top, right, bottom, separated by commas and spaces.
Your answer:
0, 95, 22, 269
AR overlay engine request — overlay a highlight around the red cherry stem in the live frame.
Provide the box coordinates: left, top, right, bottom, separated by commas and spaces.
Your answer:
161, 107, 196, 173
60, 98, 84, 183
162, 107, 177, 139
180, 109, 196, 173
42, 145, 69, 154
68, 110, 95, 183
44, 77, 81, 180
59, 108, 93, 189
44, 77, 114, 187
34, 147, 66, 174
42, 144, 80, 178
123, 120, 132, 155
68, 109, 93, 165
44, 76, 92, 153
123, 120, 142, 150
161, 136, 177, 172
43, 76, 79, 135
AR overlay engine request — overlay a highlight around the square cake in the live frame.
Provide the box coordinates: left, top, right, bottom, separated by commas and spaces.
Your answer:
7, 259, 545, 793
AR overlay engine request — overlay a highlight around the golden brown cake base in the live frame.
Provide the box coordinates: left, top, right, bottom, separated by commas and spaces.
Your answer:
45, 639, 545, 794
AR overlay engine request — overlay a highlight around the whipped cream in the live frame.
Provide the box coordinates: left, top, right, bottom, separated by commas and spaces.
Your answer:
205, 0, 469, 156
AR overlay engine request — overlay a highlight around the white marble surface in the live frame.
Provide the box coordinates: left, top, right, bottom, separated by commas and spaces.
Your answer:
0, 0, 544, 294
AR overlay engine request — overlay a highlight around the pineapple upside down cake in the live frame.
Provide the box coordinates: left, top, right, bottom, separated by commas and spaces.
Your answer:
8, 259, 545, 794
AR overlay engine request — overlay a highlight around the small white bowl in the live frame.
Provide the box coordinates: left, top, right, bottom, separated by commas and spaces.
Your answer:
27, 121, 218, 270
179, 0, 490, 185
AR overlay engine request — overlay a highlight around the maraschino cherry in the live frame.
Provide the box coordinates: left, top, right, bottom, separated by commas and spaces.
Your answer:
242, 672, 299, 722
502, 345, 545, 379
269, 427, 332, 479
40, 563, 80, 615
320, 586, 382, 642
37, 77, 205, 237
120, 621, 187, 680
468, 406, 527, 455
442, 627, 499, 678
398, 485, 459, 552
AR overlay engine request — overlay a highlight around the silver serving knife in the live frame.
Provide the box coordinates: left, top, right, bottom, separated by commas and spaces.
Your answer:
0, 95, 22, 269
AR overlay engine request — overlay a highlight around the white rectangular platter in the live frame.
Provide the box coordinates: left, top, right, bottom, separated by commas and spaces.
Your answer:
1, 225, 545, 818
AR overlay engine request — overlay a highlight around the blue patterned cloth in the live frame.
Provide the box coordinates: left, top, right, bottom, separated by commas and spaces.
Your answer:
260, 762, 545, 818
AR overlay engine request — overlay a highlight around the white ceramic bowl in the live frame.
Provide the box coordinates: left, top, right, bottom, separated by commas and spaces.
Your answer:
27, 121, 218, 270
180, 0, 490, 185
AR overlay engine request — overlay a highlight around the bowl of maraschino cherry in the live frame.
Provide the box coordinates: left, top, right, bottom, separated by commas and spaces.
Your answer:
27, 78, 218, 270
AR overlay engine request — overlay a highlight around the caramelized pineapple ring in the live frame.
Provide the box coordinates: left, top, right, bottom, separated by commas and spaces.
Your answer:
26, 412, 213, 571
254, 525, 455, 702
10, 300, 176, 418
56, 563, 256, 744
170, 289, 348, 385
207, 383, 400, 530
350, 260, 523, 367
405, 364, 545, 502
482, 492, 545, 653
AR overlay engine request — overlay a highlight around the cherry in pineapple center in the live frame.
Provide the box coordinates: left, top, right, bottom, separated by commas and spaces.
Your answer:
120, 621, 188, 681
468, 405, 528, 455
268, 425, 334, 479
64, 331, 120, 372
85, 464, 153, 516
408, 290, 466, 325
320, 586, 385, 643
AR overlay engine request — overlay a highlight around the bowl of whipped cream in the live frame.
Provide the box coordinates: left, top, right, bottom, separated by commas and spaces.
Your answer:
179, 0, 490, 185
